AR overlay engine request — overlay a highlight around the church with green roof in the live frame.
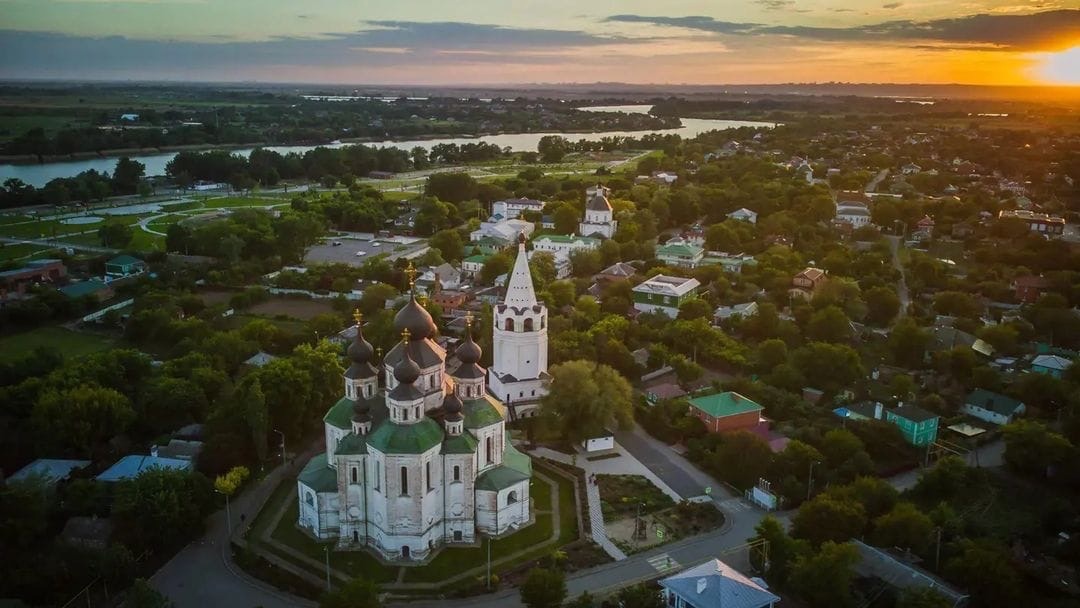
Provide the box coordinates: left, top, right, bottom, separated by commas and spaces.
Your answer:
297, 260, 535, 562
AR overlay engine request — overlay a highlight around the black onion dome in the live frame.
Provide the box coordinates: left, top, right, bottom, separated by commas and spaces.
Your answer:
393, 347, 421, 384
352, 397, 371, 421
394, 296, 437, 340
347, 326, 374, 363
443, 391, 463, 415
456, 332, 482, 364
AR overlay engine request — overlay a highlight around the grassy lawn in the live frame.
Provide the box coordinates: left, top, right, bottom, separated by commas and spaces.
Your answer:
0, 242, 53, 262
147, 214, 184, 230
202, 196, 282, 209
271, 502, 399, 584
160, 201, 202, 212
597, 474, 674, 520
0, 327, 115, 362
0, 114, 83, 140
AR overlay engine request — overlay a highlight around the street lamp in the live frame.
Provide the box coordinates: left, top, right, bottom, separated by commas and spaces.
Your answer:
323, 544, 332, 591
273, 429, 286, 468
807, 461, 821, 502
215, 488, 233, 537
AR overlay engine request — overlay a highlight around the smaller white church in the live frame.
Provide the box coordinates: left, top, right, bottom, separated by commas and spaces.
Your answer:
578, 184, 618, 239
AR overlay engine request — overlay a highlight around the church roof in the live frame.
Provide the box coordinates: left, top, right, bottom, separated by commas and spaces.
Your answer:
298, 453, 337, 492
476, 439, 532, 491
324, 396, 388, 430
367, 417, 445, 454
443, 432, 480, 454
384, 338, 445, 369
453, 362, 486, 379
336, 433, 368, 455
388, 382, 425, 402
503, 237, 538, 308
344, 362, 378, 379
586, 191, 613, 212
464, 395, 506, 429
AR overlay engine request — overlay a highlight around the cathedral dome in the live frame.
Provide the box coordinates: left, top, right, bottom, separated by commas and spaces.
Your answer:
442, 392, 463, 417
347, 324, 374, 363
456, 331, 482, 365
393, 346, 421, 385
394, 296, 437, 341
586, 191, 612, 212
352, 396, 371, 421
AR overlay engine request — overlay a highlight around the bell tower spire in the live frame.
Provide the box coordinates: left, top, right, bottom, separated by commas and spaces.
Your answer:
504, 232, 537, 308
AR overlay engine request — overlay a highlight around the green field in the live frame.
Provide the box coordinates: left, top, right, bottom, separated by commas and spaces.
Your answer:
0, 327, 115, 362
0, 115, 84, 141
202, 196, 283, 209
0, 243, 54, 262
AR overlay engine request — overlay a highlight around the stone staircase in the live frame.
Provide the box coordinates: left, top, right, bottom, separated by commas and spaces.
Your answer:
586, 477, 627, 561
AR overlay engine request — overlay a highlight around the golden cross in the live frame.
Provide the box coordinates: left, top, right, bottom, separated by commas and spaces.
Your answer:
464, 311, 474, 328
401, 328, 411, 343
352, 308, 362, 326
405, 261, 417, 290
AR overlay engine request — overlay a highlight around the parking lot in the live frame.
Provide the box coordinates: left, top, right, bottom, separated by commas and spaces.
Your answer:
304, 235, 429, 266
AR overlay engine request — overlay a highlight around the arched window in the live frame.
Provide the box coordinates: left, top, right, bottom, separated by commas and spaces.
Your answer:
485, 437, 493, 465
507, 490, 518, 504
351, 467, 358, 484
306, 493, 315, 506
540, 315, 545, 329
402, 407, 409, 421
374, 463, 381, 491
400, 467, 408, 496
523, 318, 534, 331
504, 318, 514, 331
415, 406, 421, 419
453, 465, 461, 482
426, 461, 432, 492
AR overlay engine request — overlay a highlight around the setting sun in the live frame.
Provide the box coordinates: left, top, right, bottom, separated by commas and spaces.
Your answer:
1039, 46, 1080, 85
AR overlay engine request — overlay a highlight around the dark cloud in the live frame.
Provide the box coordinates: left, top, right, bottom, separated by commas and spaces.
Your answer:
755, 0, 796, 10
883, 2, 903, 8
605, 9, 1080, 50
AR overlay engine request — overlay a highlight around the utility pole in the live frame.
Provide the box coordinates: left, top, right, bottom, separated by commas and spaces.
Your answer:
215, 489, 233, 537
935, 527, 943, 571
324, 545, 331, 591
486, 534, 492, 589
807, 461, 820, 502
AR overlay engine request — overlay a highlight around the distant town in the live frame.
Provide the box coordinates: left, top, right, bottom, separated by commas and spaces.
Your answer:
1, 83, 1078, 608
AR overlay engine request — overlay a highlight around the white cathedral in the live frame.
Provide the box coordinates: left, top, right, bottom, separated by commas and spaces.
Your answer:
578, 184, 618, 239
296, 234, 547, 561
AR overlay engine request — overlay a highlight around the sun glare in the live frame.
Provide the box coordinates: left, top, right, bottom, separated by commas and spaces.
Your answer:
1039, 46, 1080, 85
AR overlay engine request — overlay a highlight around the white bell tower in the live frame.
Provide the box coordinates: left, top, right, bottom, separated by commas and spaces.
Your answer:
488, 232, 549, 417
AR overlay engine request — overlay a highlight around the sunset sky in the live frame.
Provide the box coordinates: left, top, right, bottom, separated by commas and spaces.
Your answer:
1, 0, 1078, 85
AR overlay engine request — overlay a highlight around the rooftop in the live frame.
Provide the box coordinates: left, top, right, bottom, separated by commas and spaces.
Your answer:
660, 558, 779, 608
965, 388, 1024, 416
96, 454, 192, 482
688, 391, 763, 418
633, 274, 701, 297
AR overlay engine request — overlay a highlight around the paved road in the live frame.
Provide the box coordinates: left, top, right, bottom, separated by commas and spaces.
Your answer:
614, 425, 727, 500
865, 168, 890, 193
885, 235, 911, 316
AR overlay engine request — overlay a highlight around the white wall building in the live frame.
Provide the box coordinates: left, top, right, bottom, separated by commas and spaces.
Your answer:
835, 201, 872, 227
532, 234, 600, 257
470, 218, 535, 244
296, 279, 533, 562
492, 198, 545, 220
726, 208, 758, 224
632, 275, 701, 318
488, 234, 550, 418
578, 187, 618, 239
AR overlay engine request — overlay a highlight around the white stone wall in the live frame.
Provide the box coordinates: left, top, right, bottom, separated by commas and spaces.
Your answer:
492, 308, 548, 384
476, 479, 531, 536
324, 424, 346, 464
633, 302, 679, 318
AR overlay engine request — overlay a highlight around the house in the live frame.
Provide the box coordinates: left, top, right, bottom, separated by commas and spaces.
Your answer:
914, 215, 935, 240
656, 238, 704, 268
687, 391, 764, 434
997, 209, 1065, 237
1012, 275, 1049, 304
701, 252, 757, 274
431, 290, 468, 313
96, 454, 192, 482
962, 388, 1026, 425
0, 259, 67, 302
1031, 354, 1072, 378
155, 439, 204, 461
243, 351, 277, 367
6, 458, 91, 488
469, 218, 534, 244
789, 267, 827, 300
119, 113, 139, 121
835, 200, 872, 227
491, 198, 545, 220
58, 279, 113, 301
637, 171, 678, 186
660, 558, 779, 608
632, 275, 700, 318
105, 254, 147, 278
852, 541, 968, 607
461, 254, 489, 277
417, 263, 462, 292
726, 208, 758, 224
532, 234, 600, 257
593, 262, 637, 284
885, 405, 940, 446
713, 302, 758, 323
645, 382, 687, 404
901, 162, 923, 175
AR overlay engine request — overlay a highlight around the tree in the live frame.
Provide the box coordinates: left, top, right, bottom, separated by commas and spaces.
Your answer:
792, 495, 866, 547
33, 386, 135, 455
754, 339, 788, 372
519, 567, 566, 608
792, 342, 864, 393
537, 136, 569, 163
552, 205, 579, 234
424, 172, 478, 204
865, 285, 901, 326
0, 477, 50, 551
749, 515, 808, 585
612, 583, 664, 608
945, 540, 1022, 608
1001, 419, 1073, 478
711, 431, 774, 489
122, 579, 175, 608
897, 588, 952, 608
806, 305, 852, 343
214, 466, 250, 496
319, 577, 381, 608
539, 361, 633, 443
677, 298, 712, 321
240, 377, 269, 464
819, 429, 873, 483
112, 157, 146, 195
872, 502, 934, 554
933, 291, 982, 319
789, 542, 860, 608
889, 317, 930, 368
99, 222, 134, 247
480, 252, 513, 285
113, 468, 213, 553
429, 228, 464, 262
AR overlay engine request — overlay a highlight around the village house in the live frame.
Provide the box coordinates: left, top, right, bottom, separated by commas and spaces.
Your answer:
913, 215, 935, 240
1012, 274, 1050, 304
1031, 354, 1072, 379
713, 302, 758, 324
593, 262, 638, 284
726, 208, 758, 224
789, 267, 828, 301
104, 254, 147, 278
461, 254, 489, 277
470, 218, 534, 244
659, 558, 779, 608
997, 209, 1065, 236
0, 259, 67, 302
656, 238, 704, 268
531, 234, 600, 257
687, 391, 764, 434
632, 275, 700, 318
962, 388, 1026, 425
491, 197, 545, 220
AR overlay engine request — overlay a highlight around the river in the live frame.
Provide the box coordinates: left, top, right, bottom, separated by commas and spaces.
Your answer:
0, 105, 773, 187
